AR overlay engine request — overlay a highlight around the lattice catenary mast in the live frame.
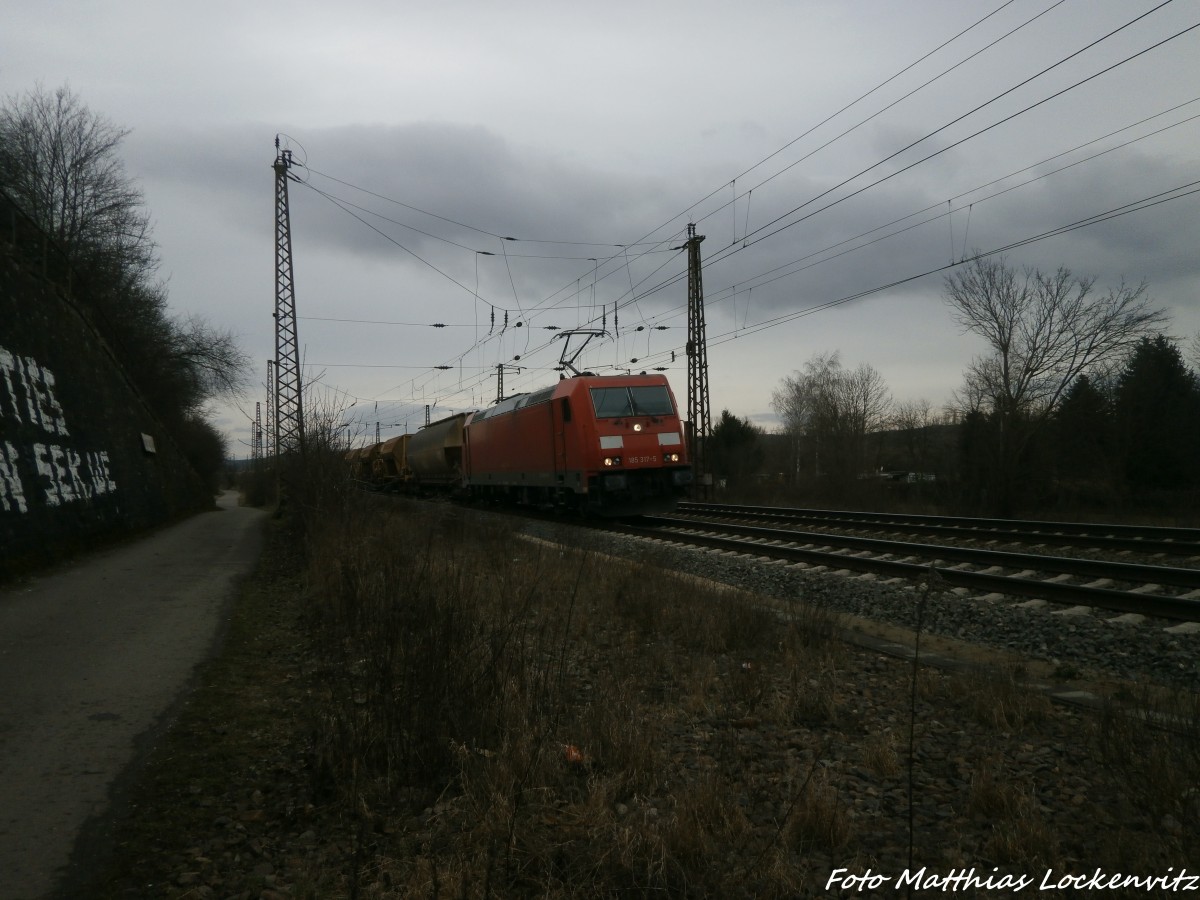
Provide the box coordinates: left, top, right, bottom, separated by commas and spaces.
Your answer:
495, 363, 523, 404
273, 138, 305, 457
685, 224, 711, 499
265, 359, 275, 459
253, 401, 263, 460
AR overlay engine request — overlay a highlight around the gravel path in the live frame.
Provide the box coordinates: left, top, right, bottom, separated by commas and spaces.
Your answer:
0, 491, 266, 900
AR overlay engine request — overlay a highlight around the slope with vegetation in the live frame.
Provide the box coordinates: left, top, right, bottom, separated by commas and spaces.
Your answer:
0, 84, 247, 490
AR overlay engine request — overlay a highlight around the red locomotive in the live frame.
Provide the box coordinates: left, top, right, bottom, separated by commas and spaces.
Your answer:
349, 373, 692, 516
464, 373, 691, 515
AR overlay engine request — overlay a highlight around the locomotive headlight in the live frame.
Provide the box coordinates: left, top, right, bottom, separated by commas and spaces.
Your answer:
633, 423, 643, 432
604, 456, 622, 467
664, 452, 680, 463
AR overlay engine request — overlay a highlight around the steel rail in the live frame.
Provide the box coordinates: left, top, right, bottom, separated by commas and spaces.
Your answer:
646, 514, 1200, 588
678, 502, 1200, 556
614, 518, 1200, 622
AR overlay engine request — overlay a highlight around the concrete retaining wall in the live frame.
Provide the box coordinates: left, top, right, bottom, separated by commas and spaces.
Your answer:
0, 192, 212, 579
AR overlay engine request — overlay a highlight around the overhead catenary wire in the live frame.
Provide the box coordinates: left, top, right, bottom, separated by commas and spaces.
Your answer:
606, 18, 1200, 319
320, 0, 1057, 360
496, 7, 1198, 357
337, 145, 1200, 421
706, 6, 1195, 265
289, 0, 1084, 381
700, 179, 1200, 353
338, 117, 1198, 422
696, 101, 1200, 306
685, 0, 1073, 244
303, 163, 667, 249
297, 4, 1197, 424
605, 0, 1035, 268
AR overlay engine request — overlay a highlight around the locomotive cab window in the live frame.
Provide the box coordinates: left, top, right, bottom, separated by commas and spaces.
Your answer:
590, 385, 674, 418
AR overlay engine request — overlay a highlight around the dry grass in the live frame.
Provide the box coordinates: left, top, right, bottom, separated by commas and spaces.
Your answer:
85, 462, 1200, 898
861, 729, 900, 778
785, 768, 851, 854
959, 666, 1052, 732
1095, 687, 1200, 832
986, 802, 1060, 866
294, 499, 855, 896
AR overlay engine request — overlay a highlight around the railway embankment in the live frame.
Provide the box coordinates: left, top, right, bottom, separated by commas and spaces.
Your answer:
83, 492, 1198, 898
577, 520, 1200, 693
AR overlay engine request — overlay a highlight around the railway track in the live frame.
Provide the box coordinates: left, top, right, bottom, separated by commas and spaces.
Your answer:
605, 510, 1200, 623
407, 497, 1197, 688
677, 502, 1200, 558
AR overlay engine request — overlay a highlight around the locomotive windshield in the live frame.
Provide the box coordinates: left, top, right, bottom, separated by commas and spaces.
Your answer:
590, 385, 674, 418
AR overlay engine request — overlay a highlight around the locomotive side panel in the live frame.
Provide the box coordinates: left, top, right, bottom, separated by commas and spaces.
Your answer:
551, 393, 586, 493
465, 392, 559, 490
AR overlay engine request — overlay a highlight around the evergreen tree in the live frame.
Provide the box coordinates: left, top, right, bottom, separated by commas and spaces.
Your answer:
1114, 336, 1200, 490
1052, 374, 1113, 484
707, 410, 765, 489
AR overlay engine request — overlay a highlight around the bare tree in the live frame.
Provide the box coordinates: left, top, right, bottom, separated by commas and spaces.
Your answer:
0, 84, 151, 263
772, 351, 836, 441
169, 315, 251, 409
944, 255, 1168, 513
1, 83, 249, 456
771, 352, 891, 487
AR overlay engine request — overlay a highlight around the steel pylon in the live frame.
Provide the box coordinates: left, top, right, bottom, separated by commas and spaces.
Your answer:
685, 224, 711, 499
273, 139, 305, 458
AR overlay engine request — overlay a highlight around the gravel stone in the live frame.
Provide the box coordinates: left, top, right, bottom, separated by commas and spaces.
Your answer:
522, 521, 1200, 691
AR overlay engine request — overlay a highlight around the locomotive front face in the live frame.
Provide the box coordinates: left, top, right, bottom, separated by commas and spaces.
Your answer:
461, 373, 691, 515
588, 383, 685, 473
581, 378, 692, 512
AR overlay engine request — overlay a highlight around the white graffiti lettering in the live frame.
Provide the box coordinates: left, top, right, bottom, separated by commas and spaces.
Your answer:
31, 442, 117, 507
0, 345, 70, 436
0, 441, 28, 513
32, 362, 69, 436
0, 346, 21, 420
87, 450, 117, 496
0, 346, 117, 515
32, 442, 67, 507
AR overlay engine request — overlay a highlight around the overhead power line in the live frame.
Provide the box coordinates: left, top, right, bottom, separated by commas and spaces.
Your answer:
719, 6, 1195, 260
286, 1, 1080, 399
611, 16, 1200, 317
703, 179, 1200, 351
289, 4, 1198, 416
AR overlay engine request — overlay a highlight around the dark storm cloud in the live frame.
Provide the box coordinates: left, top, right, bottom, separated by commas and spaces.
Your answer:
146, 122, 708, 322
283, 124, 677, 253
683, 127, 1200, 333
124, 104, 1200, 354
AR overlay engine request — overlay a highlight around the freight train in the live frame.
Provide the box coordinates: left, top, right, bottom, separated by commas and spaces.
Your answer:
347, 372, 692, 515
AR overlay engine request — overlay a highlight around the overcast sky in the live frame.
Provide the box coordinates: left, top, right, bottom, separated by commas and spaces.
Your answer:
5, 0, 1199, 456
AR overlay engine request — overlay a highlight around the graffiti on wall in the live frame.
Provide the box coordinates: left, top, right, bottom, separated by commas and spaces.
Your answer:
0, 346, 117, 513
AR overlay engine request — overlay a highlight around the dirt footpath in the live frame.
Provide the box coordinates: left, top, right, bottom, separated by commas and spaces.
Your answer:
0, 491, 267, 900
